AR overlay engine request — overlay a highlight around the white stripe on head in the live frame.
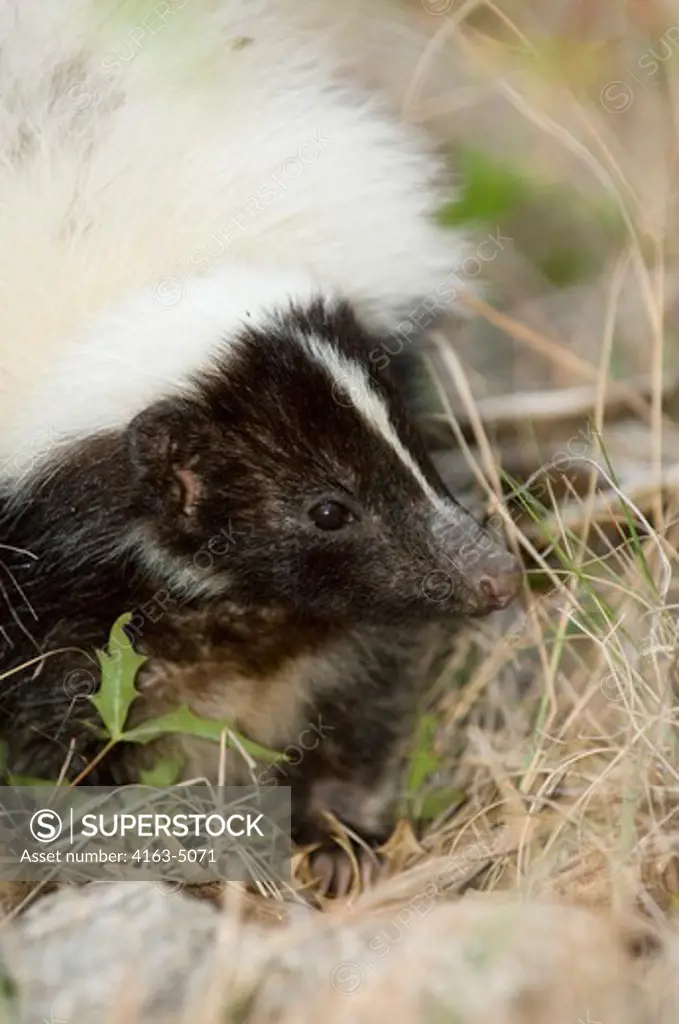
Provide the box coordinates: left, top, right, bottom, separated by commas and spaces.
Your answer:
295, 332, 447, 513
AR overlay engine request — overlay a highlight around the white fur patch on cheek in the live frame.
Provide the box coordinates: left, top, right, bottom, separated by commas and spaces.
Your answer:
119, 524, 233, 600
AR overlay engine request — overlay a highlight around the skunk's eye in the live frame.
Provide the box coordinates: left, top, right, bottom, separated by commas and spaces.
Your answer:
308, 499, 356, 531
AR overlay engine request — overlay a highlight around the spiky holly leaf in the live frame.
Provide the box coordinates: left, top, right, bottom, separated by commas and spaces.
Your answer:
139, 756, 184, 787
89, 612, 146, 740
122, 705, 288, 763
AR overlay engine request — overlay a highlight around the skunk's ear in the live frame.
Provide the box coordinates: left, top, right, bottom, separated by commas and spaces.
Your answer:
126, 399, 209, 517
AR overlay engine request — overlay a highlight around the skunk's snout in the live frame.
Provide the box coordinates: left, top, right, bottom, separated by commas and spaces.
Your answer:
426, 506, 521, 617
466, 552, 522, 613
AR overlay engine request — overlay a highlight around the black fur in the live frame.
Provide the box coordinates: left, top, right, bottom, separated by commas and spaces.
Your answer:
0, 299, 519, 855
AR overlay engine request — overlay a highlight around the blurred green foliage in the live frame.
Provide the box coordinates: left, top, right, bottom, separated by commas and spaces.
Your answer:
437, 148, 532, 227
438, 145, 625, 290
405, 713, 464, 825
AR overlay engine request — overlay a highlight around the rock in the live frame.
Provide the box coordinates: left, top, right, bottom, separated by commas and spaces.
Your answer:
0, 883, 222, 1023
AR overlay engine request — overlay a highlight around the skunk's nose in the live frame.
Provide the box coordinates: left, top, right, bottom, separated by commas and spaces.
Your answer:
477, 565, 522, 610
428, 503, 522, 616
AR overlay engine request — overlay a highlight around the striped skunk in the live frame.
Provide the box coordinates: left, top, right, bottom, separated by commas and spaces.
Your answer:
0, 0, 519, 891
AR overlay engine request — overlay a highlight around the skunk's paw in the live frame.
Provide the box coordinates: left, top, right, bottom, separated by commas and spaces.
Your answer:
309, 840, 384, 899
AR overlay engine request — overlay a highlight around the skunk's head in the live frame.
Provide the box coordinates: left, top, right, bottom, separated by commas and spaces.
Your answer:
4, 268, 519, 627
123, 315, 518, 627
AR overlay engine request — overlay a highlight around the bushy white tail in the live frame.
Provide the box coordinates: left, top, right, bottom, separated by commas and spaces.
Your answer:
0, 0, 466, 448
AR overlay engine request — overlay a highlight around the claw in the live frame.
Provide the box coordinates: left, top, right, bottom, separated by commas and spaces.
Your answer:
309, 844, 383, 899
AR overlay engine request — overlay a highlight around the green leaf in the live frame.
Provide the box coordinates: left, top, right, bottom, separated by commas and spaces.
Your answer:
7, 774, 65, 787
139, 756, 184, 787
0, 967, 18, 1004
537, 246, 594, 287
406, 713, 441, 796
89, 612, 146, 741
122, 705, 287, 763
415, 787, 465, 823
